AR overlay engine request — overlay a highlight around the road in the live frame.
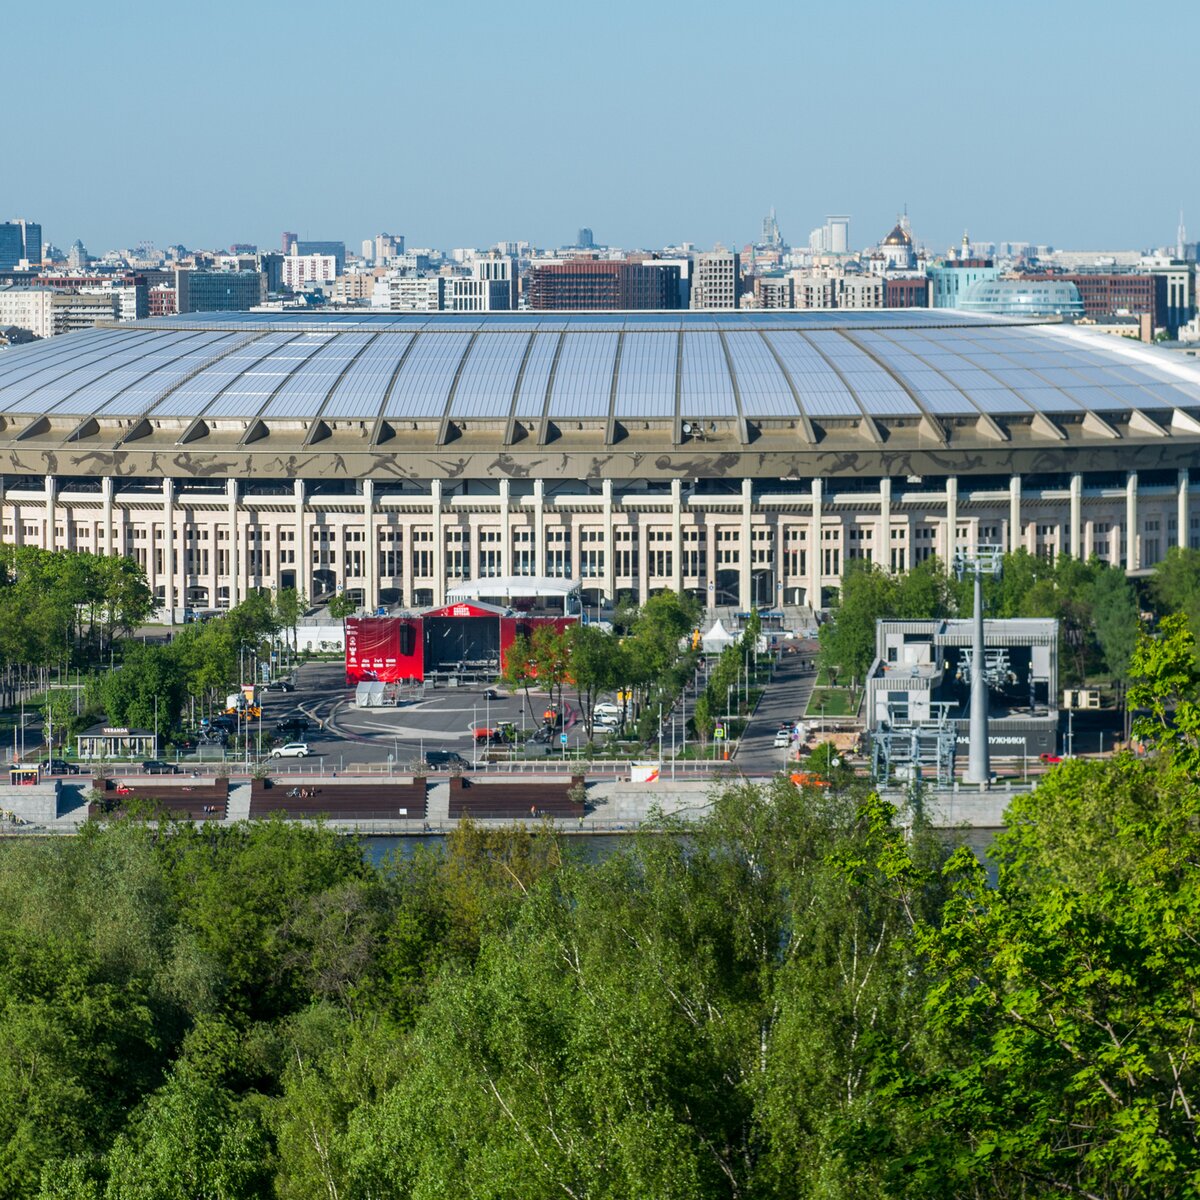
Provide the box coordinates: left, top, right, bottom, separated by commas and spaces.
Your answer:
733, 649, 817, 772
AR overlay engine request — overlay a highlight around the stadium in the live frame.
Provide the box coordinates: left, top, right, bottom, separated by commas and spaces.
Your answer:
0, 308, 1198, 621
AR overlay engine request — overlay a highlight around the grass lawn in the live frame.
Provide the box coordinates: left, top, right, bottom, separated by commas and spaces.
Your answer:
805, 687, 859, 718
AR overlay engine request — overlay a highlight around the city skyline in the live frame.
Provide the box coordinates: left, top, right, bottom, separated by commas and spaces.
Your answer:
14, 0, 1198, 254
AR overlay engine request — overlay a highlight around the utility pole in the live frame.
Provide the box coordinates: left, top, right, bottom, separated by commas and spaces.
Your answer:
955, 545, 1003, 787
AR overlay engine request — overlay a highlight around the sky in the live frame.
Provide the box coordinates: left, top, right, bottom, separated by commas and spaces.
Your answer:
11, 0, 1198, 257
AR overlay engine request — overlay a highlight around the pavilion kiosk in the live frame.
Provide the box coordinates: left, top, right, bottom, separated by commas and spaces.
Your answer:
76, 724, 158, 761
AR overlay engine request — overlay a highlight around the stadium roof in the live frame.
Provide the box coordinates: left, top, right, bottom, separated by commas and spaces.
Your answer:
0, 310, 1199, 482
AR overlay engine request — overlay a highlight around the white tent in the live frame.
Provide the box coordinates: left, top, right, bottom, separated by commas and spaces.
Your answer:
701, 619, 737, 652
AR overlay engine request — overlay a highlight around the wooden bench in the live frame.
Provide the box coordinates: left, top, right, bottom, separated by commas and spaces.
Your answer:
447, 774, 585, 819
249, 777, 427, 820
88, 777, 229, 821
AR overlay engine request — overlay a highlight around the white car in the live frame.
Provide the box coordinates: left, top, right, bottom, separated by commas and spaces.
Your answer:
272, 742, 309, 759
773, 729, 791, 749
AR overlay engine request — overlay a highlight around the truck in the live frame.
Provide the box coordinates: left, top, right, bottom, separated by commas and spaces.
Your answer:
224, 686, 261, 719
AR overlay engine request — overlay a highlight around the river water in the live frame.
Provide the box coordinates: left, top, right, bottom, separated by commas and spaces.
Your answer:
359, 827, 1002, 878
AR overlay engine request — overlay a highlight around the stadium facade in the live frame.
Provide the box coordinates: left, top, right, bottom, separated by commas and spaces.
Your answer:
0, 309, 1199, 622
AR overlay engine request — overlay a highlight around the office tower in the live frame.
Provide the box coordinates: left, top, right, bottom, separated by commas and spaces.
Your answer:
175, 268, 268, 313
577, 227, 594, 250
761, 208, 782, 248
295, 240, 345, 272
0, 224, 22, 269
360, 239, 374, 262
689, 250, 740, 309
281, 231, 298, 254
472, 252, 517, 309
527, 260, 681, 309
67, 239, 87, 269
826, 216, 849, 254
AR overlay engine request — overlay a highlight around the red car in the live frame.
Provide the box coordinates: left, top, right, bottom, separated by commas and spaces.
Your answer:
1039, 753, 1063, 764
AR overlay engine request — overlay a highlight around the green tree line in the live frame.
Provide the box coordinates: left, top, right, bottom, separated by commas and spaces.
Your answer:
819, 551, 1141, 689
9, 618, 1195, 1197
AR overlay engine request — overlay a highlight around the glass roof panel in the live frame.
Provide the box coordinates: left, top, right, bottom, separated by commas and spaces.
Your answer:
549, 332, 619, 419
614, 331, 677, 418
514, 332, 560, 418
0, 328, 115, 387
152, 332, 300, 417
680, 332, 734, 417
723, 331, 796, 416
449, 331, 532, 419
321, 333, 413, 420
256, 333, 375, 419
0, 330, 168, 414
804, 330, 919, 415
765, 331, 857, 416
381, 331, 473, 419
61, 330, 233, 416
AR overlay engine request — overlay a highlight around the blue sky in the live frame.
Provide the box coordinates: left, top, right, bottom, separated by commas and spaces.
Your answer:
13, 0, 1197, 255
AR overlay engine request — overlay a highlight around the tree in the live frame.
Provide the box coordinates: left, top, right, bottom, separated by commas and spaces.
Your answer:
501, 632, 538, 726
1149, 545, 1200, 633
530, 622, 570, 725
567, 622, 619, 740
1089, 561, 1139, 681
818, 560, 897, 689
89, 642, 187, 733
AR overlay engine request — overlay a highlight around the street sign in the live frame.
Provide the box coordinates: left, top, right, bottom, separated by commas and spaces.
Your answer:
714, 725, 726, 739
559, 732, 568, 745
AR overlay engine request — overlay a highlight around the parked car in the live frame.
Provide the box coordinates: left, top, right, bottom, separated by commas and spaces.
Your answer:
263, 680, 295, 692
141, 760, 180, 774
40, 758, 80, 775
1039, 753, 1064, 764
271, 742, 309, 759
773, 729, 791, 749
422, 750, 471, 771
274, 717, 312, 734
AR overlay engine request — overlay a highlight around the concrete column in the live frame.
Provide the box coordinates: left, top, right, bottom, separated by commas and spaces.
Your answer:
102, 477, 114, 558
44, 475, 57, 551
226, 480, 240, 608
362, 479, 377, 610
945, 476, 958, 570
469, 518, 482, 583
1179, 469, 1190, 550
293, 480, 310, 603
602, 479, 614, 604
1126, 471, 1139, 571
773, 519, 786, 609
162, 479, 175, 625
636, 517, 649, 604
1069, 473, 1082, 559
431, 480, 444, 608
705, 519, 716, 611
1008, 475, 1022, 555
400, 519, 413, 608
670, 479, 683, 594
533, 479, 545, 579
809, 478, 822, 609
878, 477, 892, 571
499, 478, 512, 579
739, 478, 753, 611
1083, 518, 1094, 561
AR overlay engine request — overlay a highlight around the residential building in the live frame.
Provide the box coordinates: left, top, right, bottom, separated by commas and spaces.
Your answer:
752, 276, 794, 308
0, 287, 54, 338
295, 240, 346, 271
689, 250, 740, 309
281, 253, 338, 292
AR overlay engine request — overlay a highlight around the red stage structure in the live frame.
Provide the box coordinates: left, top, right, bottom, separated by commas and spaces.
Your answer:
345, 604, 576, 684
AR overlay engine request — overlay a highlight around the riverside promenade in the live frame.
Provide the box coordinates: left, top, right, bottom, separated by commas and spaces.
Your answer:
0, 772, 1023, 837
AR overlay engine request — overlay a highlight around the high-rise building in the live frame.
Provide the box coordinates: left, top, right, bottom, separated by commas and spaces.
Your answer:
752, 276, 793, 308
374, 233, 403, 265
527, 260, 682, 309
472, 252, 518, 309
66, 239, 87, 269
0, 220, 42, 269
0, 286, 55, 337
281, 231, 298, 254
689, 250, 740, 309
281, 253, 339, 292
761, 207, 782, 249
577, 227, 594, 250
295, 240, 345, 272
229, 243, 257, 255
361, 239, 374, 263
175, 269, 268, 314
826, 216, 849, 254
